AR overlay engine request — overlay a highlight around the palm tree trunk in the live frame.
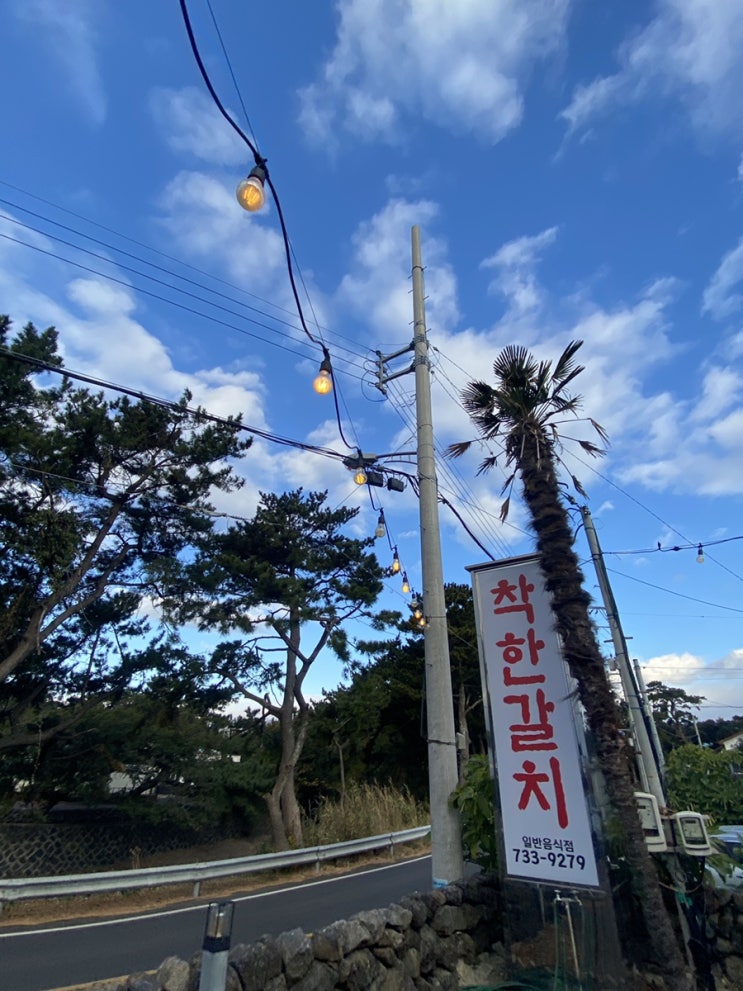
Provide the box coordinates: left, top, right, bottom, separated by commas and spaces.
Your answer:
517, 431, 693, 990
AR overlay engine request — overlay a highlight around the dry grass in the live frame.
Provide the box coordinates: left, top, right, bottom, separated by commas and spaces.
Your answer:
303, 783, 429, 845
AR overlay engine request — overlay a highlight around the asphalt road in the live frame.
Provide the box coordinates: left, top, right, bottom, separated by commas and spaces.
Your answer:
0, 856, 433, 991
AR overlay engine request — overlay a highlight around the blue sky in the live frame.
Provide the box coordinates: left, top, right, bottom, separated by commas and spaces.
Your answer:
1, 0, 742, 721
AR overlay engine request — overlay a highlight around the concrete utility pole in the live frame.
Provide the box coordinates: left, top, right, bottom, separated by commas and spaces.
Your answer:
372, 227, 463, 886
580, 506, 666, 804
411, 225, 464, 886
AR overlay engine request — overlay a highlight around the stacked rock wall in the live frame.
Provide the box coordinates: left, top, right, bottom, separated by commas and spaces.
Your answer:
96, 873, 505, 991
704, 887, 743, 990
0, 821, 222, 878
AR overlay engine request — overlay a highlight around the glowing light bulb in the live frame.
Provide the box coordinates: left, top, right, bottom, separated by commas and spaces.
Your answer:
401, 572, 410, 594
391, 548, 401, 574
354, 467, 367, 485
236, 173, 266, 212
313, 356, 333, 395
375, 513, 386, 539
313, 368, 332, 395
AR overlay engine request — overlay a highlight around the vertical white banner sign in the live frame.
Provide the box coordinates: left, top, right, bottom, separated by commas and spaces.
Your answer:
471, 555, 600, 888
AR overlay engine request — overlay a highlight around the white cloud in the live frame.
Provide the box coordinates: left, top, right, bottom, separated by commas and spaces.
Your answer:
702, 237, 743, 320
157, 172, 290, 292
690, 366, 743, 422
640, 652, 706, 687
149, 88, 247, 166
637, 650, 743, 718
561, 0, 743, 139
13, 0, 106, 124
299, 0, 571, 147
335, 198, 459, 340
480, 227, 558, 316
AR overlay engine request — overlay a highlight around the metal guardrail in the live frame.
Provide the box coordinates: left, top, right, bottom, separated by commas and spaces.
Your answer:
0, 825, 431, 907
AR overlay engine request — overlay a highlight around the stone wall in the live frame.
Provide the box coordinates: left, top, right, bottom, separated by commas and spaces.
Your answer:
94, 873, 507, 991
18, 864, 743, 989
704, 887, 743, 990
0, 820, 221, 878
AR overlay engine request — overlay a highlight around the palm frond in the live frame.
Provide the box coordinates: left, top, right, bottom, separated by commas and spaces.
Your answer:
578, 439, 605, 457
499, 496, 511, 522
552, 340, 584, 386
476, 455, 499, 476
499, 470, 516, 495
571, 474, 588, 498
589, 417, 610, 446
446, 439, 474, 460
493, 345, 539, 386
548, 396, 583, 417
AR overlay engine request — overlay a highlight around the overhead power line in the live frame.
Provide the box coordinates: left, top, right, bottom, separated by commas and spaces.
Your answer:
0, 208, 367, 379
0, 179, 364, 353
608, 566, 743, 615
0, 346, 345, 461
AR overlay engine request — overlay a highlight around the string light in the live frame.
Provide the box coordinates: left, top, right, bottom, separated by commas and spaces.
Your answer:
410, 595, 426, 628
401, 571, 410, 594
391, 547, 401, 574
697, 544, 705, 564
236, 163, 267, 212
375, 512, 386, 539
313, 354, 333, 395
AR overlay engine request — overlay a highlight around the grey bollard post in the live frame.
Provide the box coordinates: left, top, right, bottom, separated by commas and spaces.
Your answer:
198, 900, 235, 991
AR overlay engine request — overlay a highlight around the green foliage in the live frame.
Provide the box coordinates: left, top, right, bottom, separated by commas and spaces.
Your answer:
666, 743, 743, 822
646, 681, 705, 754
303, 582, 485, 806
303, 782, 429, 845
450, 754, 498, 871
0, 316, 250, 756
164, 488, 387, 850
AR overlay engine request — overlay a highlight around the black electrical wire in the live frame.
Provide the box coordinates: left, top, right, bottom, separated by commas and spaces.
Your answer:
607, 567, 743, 614
0, 229, 321, 367
178, 0, 355, 451
0, 195, 366, 374
604, 535, 743, 556
0, 179, 367, 355
0, 213, 360, 372
0, 346, 346, 461
204, 0, 258, 148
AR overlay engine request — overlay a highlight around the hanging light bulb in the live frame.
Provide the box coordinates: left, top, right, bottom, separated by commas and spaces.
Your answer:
411, 597, 423, 621
391, 547, 401, 574
401, 571, 410, 594
353, 466, 367, 485
313, 356, 333, 395
375, 512, 386, 539
236, 164, 267, 212
696, 544, 705, 564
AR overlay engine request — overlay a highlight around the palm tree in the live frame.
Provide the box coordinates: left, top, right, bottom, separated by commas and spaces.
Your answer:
449, 341, 693, 989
